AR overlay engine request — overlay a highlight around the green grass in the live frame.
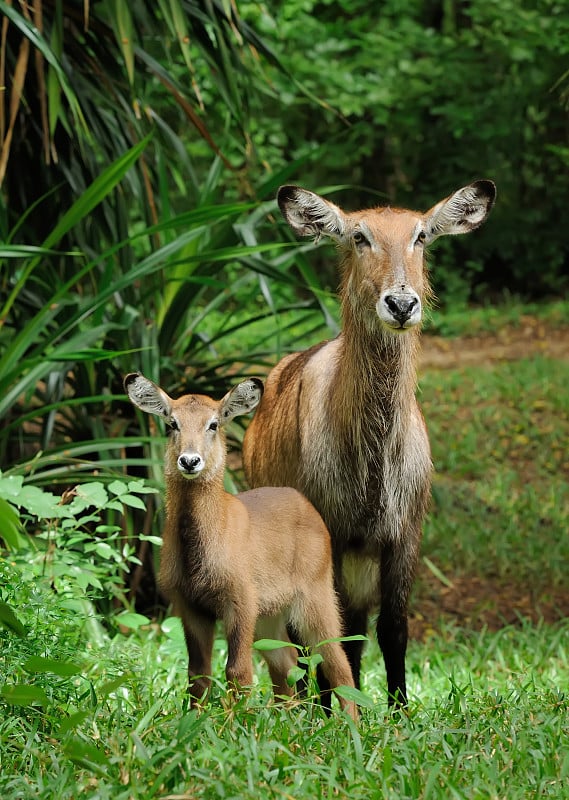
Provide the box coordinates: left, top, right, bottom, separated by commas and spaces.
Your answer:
423, 297, 569, 337
1, 577, 567, 800
421, 356, 569, 589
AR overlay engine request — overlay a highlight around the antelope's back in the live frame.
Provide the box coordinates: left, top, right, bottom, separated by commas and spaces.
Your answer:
243, 340, 330, 491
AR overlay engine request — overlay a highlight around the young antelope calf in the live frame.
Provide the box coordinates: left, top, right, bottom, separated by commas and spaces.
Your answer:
125, 373, 357, 719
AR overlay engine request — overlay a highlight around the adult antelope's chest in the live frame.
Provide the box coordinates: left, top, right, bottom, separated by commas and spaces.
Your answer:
301, 413, 389, 543
301, 390, 430, 545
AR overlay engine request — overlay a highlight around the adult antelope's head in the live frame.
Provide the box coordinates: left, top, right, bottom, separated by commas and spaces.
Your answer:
124, 373, 263, 481
278, 181, 496, 333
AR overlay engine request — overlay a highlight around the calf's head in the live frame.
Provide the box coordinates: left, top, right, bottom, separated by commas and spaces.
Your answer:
124, 373, 263, 481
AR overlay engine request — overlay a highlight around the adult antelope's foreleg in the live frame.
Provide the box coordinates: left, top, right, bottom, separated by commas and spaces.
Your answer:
341, 605, 369, 690
377, 536, 419, 707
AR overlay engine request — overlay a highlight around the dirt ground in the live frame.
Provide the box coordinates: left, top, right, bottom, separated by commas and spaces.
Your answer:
420, 314, 569, 370
410, 316, 569, 640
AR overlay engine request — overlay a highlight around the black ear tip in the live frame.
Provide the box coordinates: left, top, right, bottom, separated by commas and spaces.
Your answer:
277, 185, 302, 214
474, 179, 497, 204
124, 372, 141, 391
250, 377, 264, 397
277, 185, 299, 202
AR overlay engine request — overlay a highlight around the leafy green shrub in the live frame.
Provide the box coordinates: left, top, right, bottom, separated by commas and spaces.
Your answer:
0, 471, 158, 607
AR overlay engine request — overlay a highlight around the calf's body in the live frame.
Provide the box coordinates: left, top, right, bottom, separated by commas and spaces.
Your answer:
125, 373, 356, 718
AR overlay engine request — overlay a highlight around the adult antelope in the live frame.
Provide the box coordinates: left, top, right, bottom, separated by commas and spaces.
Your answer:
243, 181, 496, 706
125, 373, 357, 719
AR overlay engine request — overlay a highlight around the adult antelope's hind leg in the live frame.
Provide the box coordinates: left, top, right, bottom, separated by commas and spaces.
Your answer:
341, 604, 369, 690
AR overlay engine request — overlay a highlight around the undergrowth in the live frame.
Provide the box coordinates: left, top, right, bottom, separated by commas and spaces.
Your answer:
1, 560, 567, 800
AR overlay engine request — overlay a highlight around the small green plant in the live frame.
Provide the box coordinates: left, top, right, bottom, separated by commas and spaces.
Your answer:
0, 471, 158, 607
253, 634, 373, 712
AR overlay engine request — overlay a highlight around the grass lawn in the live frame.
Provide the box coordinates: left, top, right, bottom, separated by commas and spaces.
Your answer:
1, 596, 567, 799
1, 303, 568, 799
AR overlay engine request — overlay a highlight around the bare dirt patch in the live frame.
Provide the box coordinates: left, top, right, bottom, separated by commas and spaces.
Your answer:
420, 315, 569, 370
410, 573, 569, 641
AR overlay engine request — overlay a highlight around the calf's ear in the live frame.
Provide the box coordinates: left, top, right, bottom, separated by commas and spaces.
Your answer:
219, 378, 264, 425
124, 373, 173, 420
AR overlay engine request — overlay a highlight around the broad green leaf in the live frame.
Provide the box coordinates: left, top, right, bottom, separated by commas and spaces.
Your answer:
72, 483, 109, 510
12, 485, 68, 519
23, 656, 82, 677
116, 612, 151, 630
117, 494, 147, 511
161, 616, 184, 641
0, 683, 49, 707
252, 638, 297, 652
91, 542, 117, 561
334, 685, 376, 710
0, 601, 27, 637
0, 474, 24, 498
286, 665, 306, 687
297, 653, 323, 667
108, 480, 129, 497
317, 634, 369, 647
0, 497, 25, 550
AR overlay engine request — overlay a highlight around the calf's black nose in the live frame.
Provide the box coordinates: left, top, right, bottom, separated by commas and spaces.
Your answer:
178, 454, 203, 473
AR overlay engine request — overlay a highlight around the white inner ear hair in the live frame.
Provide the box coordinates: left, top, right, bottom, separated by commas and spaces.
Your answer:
448, 187, 488, 223
293, 193, 344, 238
430, 187, 488, 235
131, 380, 168, 416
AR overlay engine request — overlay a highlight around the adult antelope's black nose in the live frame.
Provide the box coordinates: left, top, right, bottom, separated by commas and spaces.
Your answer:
384, 295, 418, 325
177, 453, 204, 475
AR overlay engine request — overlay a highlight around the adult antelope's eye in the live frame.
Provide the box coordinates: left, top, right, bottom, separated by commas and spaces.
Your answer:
208, 420, 218, 432
353, 230, 369, 247
416, 230, 427, 245
168, 419, 179, 433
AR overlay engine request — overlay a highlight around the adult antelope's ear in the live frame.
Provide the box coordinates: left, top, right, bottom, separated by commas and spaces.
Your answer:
278, 185, 346, 241
124, 373, 173, 420
423, 180, 496, 243
219, 378, 264, 426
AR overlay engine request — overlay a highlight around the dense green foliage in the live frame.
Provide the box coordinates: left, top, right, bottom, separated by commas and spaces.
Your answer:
240, 0, 569, 303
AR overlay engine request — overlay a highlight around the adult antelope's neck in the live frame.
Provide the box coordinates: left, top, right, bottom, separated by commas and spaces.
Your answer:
333, 310, 422, 433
